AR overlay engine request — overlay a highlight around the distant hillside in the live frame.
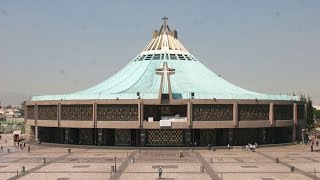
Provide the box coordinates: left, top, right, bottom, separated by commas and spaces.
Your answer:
0, 92, 32, 106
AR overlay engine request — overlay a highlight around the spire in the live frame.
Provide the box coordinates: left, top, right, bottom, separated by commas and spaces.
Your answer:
159, 16, 171, 33
162, 16, 168, 32
145, 17, 185, 52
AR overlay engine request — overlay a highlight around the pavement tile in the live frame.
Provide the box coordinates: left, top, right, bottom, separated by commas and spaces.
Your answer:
1, 134, 319, 180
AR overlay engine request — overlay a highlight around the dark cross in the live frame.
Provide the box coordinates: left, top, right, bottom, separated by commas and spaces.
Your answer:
162, 16, 168, 31
156, 62, 175, 94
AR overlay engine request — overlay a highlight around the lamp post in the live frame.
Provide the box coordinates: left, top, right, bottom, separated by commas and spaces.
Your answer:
302, 129, 305, 146
114, 156, 117, 172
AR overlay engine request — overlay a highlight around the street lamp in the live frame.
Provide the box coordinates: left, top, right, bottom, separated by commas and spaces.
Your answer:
302, 129, 305, 145
114, 156, 117, 172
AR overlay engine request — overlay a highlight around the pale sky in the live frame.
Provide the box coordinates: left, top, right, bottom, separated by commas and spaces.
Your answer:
0, 0, 319, 105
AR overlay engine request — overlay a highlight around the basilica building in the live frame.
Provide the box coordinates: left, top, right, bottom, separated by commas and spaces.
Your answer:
25, 17, 306, 147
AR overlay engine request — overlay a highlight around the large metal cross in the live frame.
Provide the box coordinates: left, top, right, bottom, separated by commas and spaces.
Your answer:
156, 62, 175, 96
156, 62, 175, 80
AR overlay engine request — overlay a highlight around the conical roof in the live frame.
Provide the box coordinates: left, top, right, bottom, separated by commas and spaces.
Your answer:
31, 17, 298, 101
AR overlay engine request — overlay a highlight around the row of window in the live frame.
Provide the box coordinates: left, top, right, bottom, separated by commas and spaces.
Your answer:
134, 53, 195, 61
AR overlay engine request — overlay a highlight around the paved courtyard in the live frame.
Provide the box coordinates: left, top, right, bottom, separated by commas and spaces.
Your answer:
1, 134, 320, 180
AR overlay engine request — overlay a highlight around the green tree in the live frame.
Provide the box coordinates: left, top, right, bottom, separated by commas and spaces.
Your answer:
314, 108, 320, 120
18, 101, 26, 118
306, 97, 315, 131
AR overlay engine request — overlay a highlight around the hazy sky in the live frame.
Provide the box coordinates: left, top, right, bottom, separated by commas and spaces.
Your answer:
0, 0, 319, 105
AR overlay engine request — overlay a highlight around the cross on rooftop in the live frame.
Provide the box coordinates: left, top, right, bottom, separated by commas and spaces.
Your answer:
162, 16, 168, 31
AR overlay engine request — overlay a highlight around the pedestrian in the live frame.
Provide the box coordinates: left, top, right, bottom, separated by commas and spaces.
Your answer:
208, 144, 212, 150
316, 141, 319, 147
0, 145, 3, 151
311, 145, 313, 152
252, 144, 256, 152
227, 144, 230, 150
158, 167, 162, 178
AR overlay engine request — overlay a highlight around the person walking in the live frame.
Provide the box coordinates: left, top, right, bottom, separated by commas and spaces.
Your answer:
316, 141, 319, 147
158, 167, 162, 179
0, 145, 3, 152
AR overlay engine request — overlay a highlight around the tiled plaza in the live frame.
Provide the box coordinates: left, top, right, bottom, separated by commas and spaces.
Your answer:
1, 134, 319, 180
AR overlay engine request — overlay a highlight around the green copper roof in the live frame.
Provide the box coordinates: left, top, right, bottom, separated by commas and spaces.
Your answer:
31, 19, 299, 102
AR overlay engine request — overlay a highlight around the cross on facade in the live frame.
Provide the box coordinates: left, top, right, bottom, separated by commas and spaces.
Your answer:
162, 16, 168, 32
156, 62, 175, 96
156, 62, 175, 80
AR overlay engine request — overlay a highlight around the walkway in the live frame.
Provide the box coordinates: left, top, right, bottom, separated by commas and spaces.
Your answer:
110, 151, 137, 180
194, 151, 221, 179
255, 150, 319, 180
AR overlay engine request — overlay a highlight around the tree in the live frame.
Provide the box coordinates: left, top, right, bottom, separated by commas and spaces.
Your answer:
300, 94, 307, 102
306, 97, 315, 131
314, 108, 320, 120
18, 101, 26, 118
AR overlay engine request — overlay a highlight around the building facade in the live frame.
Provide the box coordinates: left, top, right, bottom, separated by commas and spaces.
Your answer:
25, 18, 306, 146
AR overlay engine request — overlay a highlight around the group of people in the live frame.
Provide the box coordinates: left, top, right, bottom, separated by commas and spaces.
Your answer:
16, 141, 26, 150
309, 135, 319, 152
245, 142, 259, 152
207, 144, 216, 151
0, 142, 29, 152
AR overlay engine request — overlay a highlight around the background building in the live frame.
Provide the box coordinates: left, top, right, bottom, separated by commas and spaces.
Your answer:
25, 18, 306, 146
0, 104, 5, 120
